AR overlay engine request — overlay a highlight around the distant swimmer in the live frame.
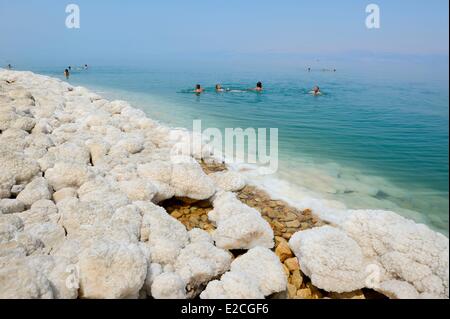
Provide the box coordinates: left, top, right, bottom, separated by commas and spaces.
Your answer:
84, 64, 89, 70
7, 64, 12, 70
251, 82, 263, 92
64, 69, 70, 80
308, 67, 311, 72
215, 84, 225, 92
194, 84, 204, 94
68, 66, 72, 71
310, 86, 322, 96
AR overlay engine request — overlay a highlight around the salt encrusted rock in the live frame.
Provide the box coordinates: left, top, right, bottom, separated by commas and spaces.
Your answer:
209, 192, 274, 250
0, 215, 24, 244
150, 180, 176, 203
289, 226, 367, 293
45, 162, 93, 191
112, 205, 143, 240
78, 239, 147, 299
12, 116, 36, 132
19, 199, 59, 225
16, 177, 52, 207
338, 210, 449, 299
201, 247, 286, 299
85, 140, 110, 165
0, 150, 40, 186
118, 179, 157, 202
200, 272, 265, 299
141, 260, 162, 296
77, 178, 130, 210
378, 280, 420, 299
26, 255, 78, 299
53, 187, 77, 203
230, 247, 287, 296
38, 142, 91, 171
57, 197, 114, 235
32, 118, 53, 134
110, 137, 144, 155
0, 199, 25, 214
24, 222, 66, 254
136, 201, 189, 265
170, 160, 216, 200
174, 241, 232, 294
0, 171, 16, 199
0, 261, 53, 299
151, 272, 187, 299
209, 171, 246, 192
188, 228, 214, 244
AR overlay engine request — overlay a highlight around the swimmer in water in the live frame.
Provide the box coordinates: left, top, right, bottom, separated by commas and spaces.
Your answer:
215, 84, 225, 92
251, 82, 263, 92
194, 84, 204, 94
310, 86, 322, 96
7, 64, 12, 70
64, 69, 70, 80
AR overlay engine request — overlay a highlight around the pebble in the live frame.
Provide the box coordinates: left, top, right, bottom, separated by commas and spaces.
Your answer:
287, 283, 297, 299
290, 270, 303, 289
284, 257, 300, 272
296, 288, 312, 299
275, 241, 293, 262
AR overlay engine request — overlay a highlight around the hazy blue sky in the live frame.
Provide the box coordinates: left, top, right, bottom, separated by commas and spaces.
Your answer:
0, 0, 448, 67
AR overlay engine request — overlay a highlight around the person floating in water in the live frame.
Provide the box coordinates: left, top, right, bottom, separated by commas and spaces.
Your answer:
308, 67, 311, 72
215, 84, 225, 92
194, 84, 204, 94
310, 86, 322, 96
64, 69, 70, 80
84, 64, 89, 70
251, 82, 263, 92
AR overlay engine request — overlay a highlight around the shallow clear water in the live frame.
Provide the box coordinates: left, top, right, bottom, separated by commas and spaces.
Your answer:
31, 65, 449, 234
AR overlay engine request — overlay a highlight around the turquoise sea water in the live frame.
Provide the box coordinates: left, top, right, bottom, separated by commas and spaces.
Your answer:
30, 64, 449, 234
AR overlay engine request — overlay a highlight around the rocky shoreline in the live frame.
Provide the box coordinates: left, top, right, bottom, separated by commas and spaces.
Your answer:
0, 69, 448, 299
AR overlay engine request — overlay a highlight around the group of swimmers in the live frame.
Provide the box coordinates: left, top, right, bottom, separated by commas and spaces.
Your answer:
194, 81, 264, 94
193, 82, 322, 96
64, 64, 89, 79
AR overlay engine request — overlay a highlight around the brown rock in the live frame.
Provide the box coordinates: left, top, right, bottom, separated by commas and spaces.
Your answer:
282, 233, 292, 240
274, 236, 287, 246
282, 264, 290, 277
285, 220, 301, 228
329, 290, 366, 299
275, 241, 293, 262
290, 270, 303, 289
279, 212, 298, 222
306, 282, 323, 299
296, 288, 312, 299
272, 220, 285, 231
287, 283, 297, 299
284, 257, 300, 272
269, 201, 278, 208
171, 211, 183, 219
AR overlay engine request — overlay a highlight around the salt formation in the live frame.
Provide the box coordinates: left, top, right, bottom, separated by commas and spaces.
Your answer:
290, 210, 449, 299
200, 247, 287, 299
209, 192, 274, 250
